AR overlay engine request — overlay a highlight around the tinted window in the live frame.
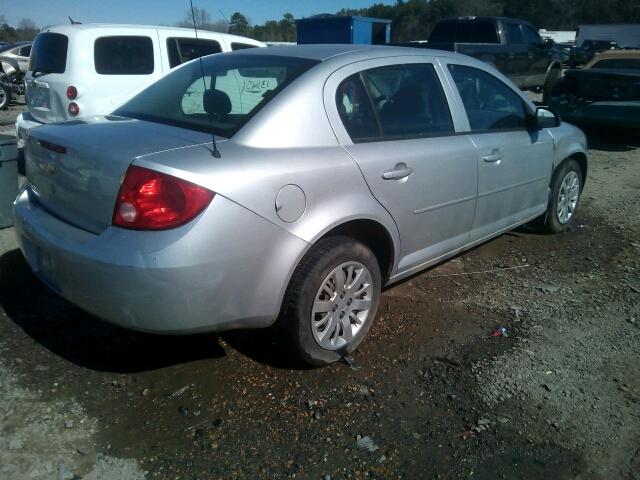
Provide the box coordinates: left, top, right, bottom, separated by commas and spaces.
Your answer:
430, 19, 499, 44
19, 45, 32, 56
448, 64, 527, 131
522, 26, 541, 45
167, 38, 222, 68
591, 58, 640, 70
115, 55, 318, 137
29, 33, 68, 74
94, 36, 154, 75
336, 74, 380, 142
359, 64, 453, 139
231, 42, 258, 51
507, 24, 524, 44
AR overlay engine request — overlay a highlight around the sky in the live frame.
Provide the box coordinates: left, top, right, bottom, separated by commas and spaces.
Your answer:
2, 0, 395, 28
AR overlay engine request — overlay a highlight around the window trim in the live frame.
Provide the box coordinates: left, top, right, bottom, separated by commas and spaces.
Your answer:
338, 62, 456, 144
94, 35, 155, 75
445, 63, 534, 135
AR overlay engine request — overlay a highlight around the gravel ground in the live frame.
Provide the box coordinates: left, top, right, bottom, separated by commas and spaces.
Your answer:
0, 108, 638, 479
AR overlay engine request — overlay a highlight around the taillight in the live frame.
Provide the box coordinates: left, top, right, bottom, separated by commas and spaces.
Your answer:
66, 86, 78, 99
68, 102, 79, 116
113, 166, 214, 230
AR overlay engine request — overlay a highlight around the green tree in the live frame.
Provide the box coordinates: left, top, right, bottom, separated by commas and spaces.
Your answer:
229, 12, 251, 36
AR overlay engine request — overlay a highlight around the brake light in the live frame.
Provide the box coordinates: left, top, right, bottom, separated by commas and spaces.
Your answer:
113, 166, 214, 230
68, 102, 79, 116
66, 86, 78, 99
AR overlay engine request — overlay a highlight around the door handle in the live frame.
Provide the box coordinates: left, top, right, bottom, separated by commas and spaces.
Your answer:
482, 150, 503, 163
382, 164, 414, 180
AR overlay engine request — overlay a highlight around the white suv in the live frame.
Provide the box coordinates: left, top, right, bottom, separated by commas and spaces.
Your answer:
16, 24, 264, 139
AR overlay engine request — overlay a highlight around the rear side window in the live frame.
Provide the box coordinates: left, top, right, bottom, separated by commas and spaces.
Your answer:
336, 74, 380, 142
94, 36, 154, 75
507, 24, 524, 44
448, 64, 527, 131
363, 64, 454, 139
231, 42, 258, 51
167, 38, 222, 68
19, 45, 32, 56
29, 32, 68, 74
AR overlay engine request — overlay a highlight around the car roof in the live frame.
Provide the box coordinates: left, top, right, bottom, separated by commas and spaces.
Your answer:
40, 23, 261, 42
230, 44, 459, 62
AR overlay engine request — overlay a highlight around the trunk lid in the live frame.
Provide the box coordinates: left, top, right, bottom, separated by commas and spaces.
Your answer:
25, 116, 214, 234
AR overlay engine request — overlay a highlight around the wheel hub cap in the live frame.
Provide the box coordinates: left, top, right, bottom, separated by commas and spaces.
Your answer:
557, 171, 580, 225
311, 261, 373, 350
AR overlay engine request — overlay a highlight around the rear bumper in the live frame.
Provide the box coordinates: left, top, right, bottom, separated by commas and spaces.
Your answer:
13, 188, 308, 333
15, 111, 44, 140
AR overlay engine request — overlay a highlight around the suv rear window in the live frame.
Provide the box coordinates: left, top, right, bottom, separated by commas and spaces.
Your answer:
94, 36, 154, 75
29, 32, 68, 74
430, 19, 499, 44
167, 38, 222, 68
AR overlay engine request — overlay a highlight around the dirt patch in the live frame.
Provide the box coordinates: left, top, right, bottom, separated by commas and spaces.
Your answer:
0, 131, 639, 479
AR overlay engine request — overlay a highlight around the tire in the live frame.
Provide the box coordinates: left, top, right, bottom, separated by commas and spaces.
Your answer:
0, 85, 9, 110
278, 236, 382, 367
536, 159, 583, 233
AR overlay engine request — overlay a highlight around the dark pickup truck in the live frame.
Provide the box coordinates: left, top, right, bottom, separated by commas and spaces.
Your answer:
418, 17, 562, 96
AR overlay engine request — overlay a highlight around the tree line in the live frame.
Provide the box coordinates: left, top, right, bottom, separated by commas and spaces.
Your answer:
2, 0, 640, 44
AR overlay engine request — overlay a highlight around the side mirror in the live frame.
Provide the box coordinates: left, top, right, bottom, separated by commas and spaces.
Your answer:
535, 107, 560, 129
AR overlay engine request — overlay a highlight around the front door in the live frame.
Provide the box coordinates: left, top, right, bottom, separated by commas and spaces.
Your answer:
326, 59, 478, 274
445, 63, 553, 241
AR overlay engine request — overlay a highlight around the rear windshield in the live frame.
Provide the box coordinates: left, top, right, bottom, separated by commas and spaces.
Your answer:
591, 58, 640, 70
430, 19, 499, 44
94, 36, 154, 75
29, 32, 68, 74
114, 54, 318, 138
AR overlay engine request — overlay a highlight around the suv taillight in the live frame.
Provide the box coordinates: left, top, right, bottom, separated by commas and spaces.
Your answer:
66, 86, 78, 99
113, 166, 214, 230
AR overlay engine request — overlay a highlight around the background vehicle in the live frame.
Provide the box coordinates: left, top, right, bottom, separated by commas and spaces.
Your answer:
549, 49, 640, 130
575, 24, 640, 50
14, 45, 587, 366
424, 16, 563, 96
15, 24, 264, 138
0, 41, 31, 109
569, 39, 618, 68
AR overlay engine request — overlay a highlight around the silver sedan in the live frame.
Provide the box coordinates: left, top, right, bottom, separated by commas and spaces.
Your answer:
14, 45, 587, 366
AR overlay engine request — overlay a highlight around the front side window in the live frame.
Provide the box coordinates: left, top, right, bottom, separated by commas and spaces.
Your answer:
507, 24, 524, 44
362, 63, 454, 139
522, 26, 541, 46
448, 64, 527, 131
19, 45, 32, 57
231, 42, 258, 51
167, 38, 222, 68
115, 54, 318, 137
94, 36, 154, 75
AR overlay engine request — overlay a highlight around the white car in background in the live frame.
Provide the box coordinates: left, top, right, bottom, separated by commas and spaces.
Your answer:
16, 24, 264, 139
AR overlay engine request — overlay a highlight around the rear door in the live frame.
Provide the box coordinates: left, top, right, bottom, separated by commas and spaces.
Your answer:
444, 62, 553, 241
157, 33, 224, 71
504, 22, 528, 84
522, 24, 548, 85
325, 57, 478, 274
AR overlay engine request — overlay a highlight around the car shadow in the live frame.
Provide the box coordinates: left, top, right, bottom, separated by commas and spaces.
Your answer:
0, 248, 227, 373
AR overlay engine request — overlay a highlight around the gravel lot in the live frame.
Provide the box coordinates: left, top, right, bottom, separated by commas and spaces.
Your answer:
0, 104, 638, 479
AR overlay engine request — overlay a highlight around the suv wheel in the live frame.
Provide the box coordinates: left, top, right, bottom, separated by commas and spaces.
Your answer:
279, 236, 381, 367
0, 85, 9, 110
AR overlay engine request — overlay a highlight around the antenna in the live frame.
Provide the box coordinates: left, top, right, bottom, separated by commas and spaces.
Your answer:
68, 16, 81, 24
189, 0, 221, 158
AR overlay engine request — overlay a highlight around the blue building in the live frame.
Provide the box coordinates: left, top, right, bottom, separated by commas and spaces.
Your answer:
296, 16, 392, 45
